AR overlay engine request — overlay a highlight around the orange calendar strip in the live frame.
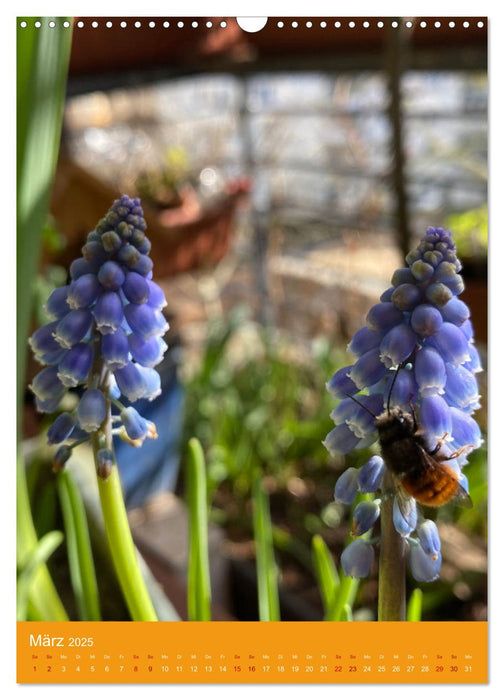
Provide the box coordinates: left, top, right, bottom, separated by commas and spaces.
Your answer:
17, 621, 487, 684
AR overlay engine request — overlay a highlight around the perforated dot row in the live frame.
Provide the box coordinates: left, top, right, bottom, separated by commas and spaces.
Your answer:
18, 19, 227, 29
19, 18, 486, 30
276, 19, 485, 29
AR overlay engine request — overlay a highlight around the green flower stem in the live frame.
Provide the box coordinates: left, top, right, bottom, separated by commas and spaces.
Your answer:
378, 472, 406, 621
187, 438, 212, 621
57, 469, 101, 621
92, 433, 157, 621
329, 569, 359, 622
252, 472, 280, 621
16, 453, 68, 621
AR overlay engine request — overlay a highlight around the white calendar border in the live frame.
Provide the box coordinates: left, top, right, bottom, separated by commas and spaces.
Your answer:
4, 1, 501, 697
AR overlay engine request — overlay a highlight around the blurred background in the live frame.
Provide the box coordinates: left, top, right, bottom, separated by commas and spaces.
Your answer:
22, 17, 487, 622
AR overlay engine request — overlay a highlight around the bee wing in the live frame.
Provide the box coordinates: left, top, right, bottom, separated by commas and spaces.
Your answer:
449, 481, 473, 509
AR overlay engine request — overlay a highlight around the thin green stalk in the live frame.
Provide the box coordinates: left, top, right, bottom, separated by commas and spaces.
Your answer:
406, 588, 423, 622
328, 570, 359, 622
16, 453, 68, 621
186, 438, 212, 621
57, 469, 101, 621
252, 472, 280, 621
93, 434, 157, 622
17, 530, 64, 621
311, 534, 340, 620
378, 473, 406, 621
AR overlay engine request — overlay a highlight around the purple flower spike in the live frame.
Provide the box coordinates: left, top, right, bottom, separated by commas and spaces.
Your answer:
96, 448, 113, 479
93, 291, 124, 335
47, 412, 76, 445
408, 541, 442, 582
465, 343, 483, 373
77, 389, 107, 433
381, 367, 416, 411
366, 302, 404, 332
346, 395, 383, 439
67, 273, 101, 310
101, 328, 130, 370
146, 280, 167, 310
347, 326, 383, 358
44, 286, 70, 320
330, 397, 361, 426
441, 297, 470, 326
460, 319, 474, 341
69, 257, 99, 280
419, 394, 452, 439
429, 322, 470, 366
341, 540, 375, 578
449, 407, 482, 452
324, 424, 360, 456
29, 195, 168, 454
333, 467, 359, 504
54, 310, 93, 349
130, 253, 153, 277
120, 406, 150, 441
391, 283, 422, 311
136, 365, 162, 401
53, 445, 72, 471
57, 342, 94, 387
122, 272, 150, 304
358, 456, 385, 493
29, 321, 62, 362
410, 304, 443, 337
417, 520, 441, 560
124, 303, 165, 341
444, 363, 480, 412
113, 362, 147, 403
35, 394, 65, 414
379, 323, 417, 369
29, 366, 66, 400
349, 348, 388, 390
391, 268, 415, 286
352, 501, 380, 536
98, 261, 126, 290
425, 282, 453, 307
411, 259, 434, 282
393, 496, 417, 536
414, 346, 446, 397
326, 365, 359, 399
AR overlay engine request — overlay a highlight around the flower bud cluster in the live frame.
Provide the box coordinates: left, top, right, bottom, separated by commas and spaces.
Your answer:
29, 195, 168, 467
325, 227, 483, 583
333, 455, 443, 582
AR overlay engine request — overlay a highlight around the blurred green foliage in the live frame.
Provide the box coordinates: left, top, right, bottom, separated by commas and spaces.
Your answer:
445, 204, 487, 260
182, 309, 346, 499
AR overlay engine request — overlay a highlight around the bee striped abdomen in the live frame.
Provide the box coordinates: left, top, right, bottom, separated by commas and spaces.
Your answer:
401, 463, 461, 506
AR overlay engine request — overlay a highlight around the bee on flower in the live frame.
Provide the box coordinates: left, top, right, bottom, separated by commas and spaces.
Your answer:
325, 227, 483, 583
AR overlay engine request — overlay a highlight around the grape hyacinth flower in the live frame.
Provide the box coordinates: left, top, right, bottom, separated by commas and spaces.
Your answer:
28, 195, 166, 622
325, 227, 483, 614
27, 195, 170, 623
29, 195, 169, 467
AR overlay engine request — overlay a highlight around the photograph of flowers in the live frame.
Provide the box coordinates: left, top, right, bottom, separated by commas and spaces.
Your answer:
17, 14, 487, 678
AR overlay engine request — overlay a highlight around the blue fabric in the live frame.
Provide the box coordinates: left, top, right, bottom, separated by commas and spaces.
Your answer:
114, 369, 185, 509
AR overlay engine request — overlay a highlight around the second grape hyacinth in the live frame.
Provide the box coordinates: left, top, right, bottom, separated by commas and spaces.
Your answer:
325, 227, 483, 582
29, 195, 168, 474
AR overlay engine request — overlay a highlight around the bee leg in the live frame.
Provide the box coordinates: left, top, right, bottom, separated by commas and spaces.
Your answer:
408, 396, 418, 431
428, 432, 449, 456
446, 444, 474, 461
